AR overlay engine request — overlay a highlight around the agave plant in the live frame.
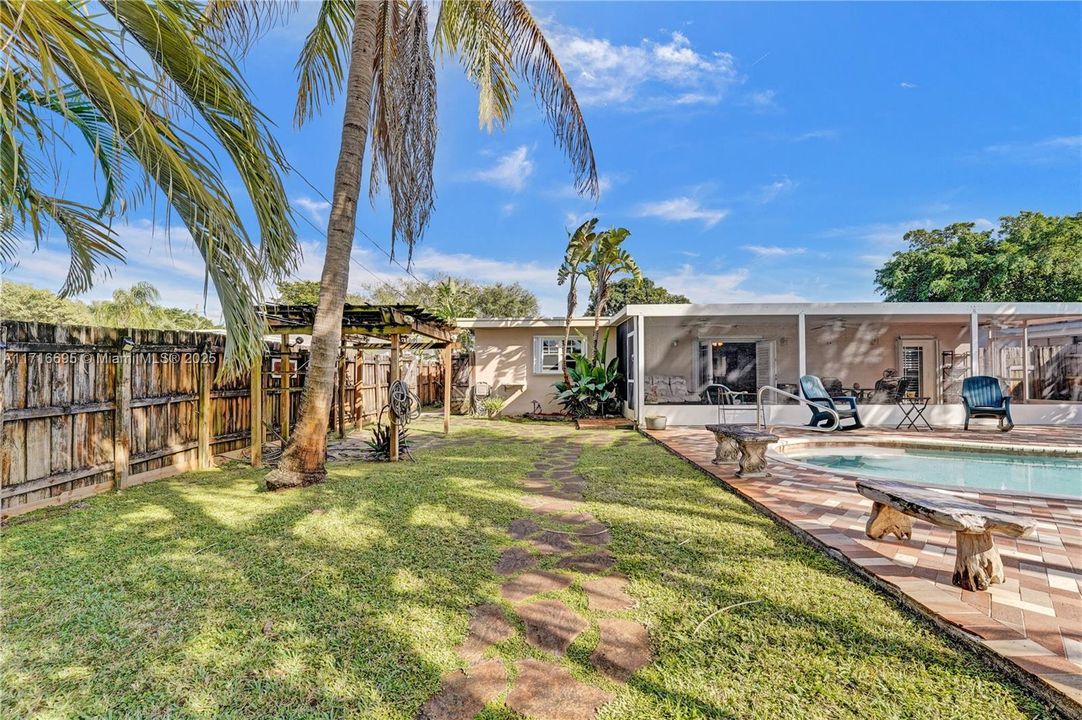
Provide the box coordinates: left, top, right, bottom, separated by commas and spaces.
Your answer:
364, 423, 412, 461
553, 331, 622, 418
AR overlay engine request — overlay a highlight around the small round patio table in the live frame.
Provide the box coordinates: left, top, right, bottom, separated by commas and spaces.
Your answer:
895, 397, 933, 430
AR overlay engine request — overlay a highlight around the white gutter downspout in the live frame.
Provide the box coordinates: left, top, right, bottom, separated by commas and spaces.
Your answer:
634, 312, 645, 425
970, 310, 980, 376
797, 312, 807, 378
1022, 321, 1030, 403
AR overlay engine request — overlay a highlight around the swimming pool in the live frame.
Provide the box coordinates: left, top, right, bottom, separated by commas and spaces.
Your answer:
782, 445, 1082, 497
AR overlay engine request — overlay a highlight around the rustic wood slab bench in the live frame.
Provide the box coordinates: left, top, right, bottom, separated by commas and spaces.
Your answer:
855, 478, 1037, 591
705, 424, 780, 478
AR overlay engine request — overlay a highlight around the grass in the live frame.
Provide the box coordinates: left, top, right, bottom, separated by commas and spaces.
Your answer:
0, 418, 1052, 719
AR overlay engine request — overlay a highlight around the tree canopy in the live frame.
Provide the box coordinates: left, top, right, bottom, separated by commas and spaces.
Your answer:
274, 281, 364, 307
875, 212, 1082, 302
0, 280, 215, 330
587, 276, 689, 314
364, 276, 539, 319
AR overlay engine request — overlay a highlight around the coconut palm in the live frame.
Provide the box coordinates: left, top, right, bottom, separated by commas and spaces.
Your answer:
585, 226, 640, 350
207, 0, 598, 488
557, 217, 598, 383
1, 0, 297, 370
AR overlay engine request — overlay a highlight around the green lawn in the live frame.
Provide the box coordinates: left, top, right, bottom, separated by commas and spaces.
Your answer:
0, 418, 1051, 719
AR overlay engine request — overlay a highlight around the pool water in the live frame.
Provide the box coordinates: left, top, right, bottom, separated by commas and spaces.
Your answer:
785, 445, 1082, 497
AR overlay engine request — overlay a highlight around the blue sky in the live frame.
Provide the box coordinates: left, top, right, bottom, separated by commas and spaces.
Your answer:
7, 1, 1081, 317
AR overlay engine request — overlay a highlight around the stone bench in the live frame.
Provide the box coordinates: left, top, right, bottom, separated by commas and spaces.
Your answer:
856, 478, 1037, 591
705, 424, 780, 478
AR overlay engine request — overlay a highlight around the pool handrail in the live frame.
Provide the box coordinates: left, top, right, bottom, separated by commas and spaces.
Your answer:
756, 385, 840, 433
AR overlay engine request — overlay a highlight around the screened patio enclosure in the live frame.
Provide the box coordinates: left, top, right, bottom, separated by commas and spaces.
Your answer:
613, 302, 1082, 427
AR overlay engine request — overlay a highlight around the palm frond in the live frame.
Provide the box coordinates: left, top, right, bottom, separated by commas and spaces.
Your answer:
370, 0, 437, 263
295, 0, 355, 126
496, 1, 598, 198
105, 0, 298, 277
200, 0, 298, 54
435, 0, 517, 131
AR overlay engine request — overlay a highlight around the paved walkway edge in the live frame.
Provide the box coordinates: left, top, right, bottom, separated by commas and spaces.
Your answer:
638, 427, 1082, 720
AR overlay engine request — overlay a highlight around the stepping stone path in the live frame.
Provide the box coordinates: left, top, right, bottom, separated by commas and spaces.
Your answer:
417, 430, 651, 720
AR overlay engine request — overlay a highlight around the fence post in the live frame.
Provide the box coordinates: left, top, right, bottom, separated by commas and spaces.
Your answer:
197, 347, 213, 469
0, 325, 7, 479
113, 335, 133, 490
250, 353, 263, 468
354, 350, 363, 429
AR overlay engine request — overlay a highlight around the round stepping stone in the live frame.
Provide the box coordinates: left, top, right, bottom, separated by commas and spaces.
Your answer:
508, 518, 542, 540
416, 658, 506, 720
455, 604, 515, 662
582, 576, 635, 611
530, 530, 578, 555
533, 498, 580, 513
590, 618, 652, 682
516, 599, 588, 654
545, 511, 597, 525
506, 659, 612, 720
500, 570, 572, 602
554, 551, 616, 574
494, 547, 536, 576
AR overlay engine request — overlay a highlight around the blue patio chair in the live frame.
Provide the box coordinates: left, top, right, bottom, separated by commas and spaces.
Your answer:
800, 375, 864, 431
962, 376, 1014, 431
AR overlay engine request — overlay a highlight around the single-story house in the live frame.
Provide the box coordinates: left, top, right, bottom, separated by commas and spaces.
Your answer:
457, 301, 1082, 427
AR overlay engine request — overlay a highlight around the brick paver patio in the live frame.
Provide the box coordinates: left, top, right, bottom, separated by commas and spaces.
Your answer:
644, 424, 1082, 713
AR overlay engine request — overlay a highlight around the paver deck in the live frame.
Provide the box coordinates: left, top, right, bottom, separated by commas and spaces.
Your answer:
644, 423, 1082, 712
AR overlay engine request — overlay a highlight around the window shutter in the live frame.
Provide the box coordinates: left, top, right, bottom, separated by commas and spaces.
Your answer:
756, 340, 775, 390
532, 336, 542, 374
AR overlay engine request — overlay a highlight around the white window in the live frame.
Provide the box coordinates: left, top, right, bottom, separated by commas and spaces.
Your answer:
532, 336, 585, 374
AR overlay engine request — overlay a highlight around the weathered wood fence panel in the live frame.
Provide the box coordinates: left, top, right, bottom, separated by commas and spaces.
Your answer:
0, 321, 446, 517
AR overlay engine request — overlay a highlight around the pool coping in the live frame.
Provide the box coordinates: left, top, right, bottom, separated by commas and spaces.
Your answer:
641, 426, 1082, 719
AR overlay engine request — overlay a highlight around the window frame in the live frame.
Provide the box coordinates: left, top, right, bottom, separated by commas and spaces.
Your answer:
533, 335, 585, 375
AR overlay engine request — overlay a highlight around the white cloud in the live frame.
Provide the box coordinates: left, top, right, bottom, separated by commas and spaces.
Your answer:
634, 197, 728, 228
546, 27, 740, 107
758, 177, 796, 203
294, 196, 331, 225
741, 245, 806, 257
652, 265, 805, 303
745, 89, 779, 112
790, 129, 839, 142
820, 218, 937, 245
982, 135, 1081, 164
470, 146, 534, 191
899, 82, 918, 89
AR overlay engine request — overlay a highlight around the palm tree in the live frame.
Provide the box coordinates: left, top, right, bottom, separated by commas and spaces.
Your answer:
208, 0, 598, 488
1, 0, 297, 371
92, 281, 162, 328
585, 227, 641, 350
557, 218, 598, 383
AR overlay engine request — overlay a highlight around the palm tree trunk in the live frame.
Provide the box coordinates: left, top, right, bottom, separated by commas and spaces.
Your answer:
592, 280, 605, 351
561, 277, 576, 386
265, 2, 378, 490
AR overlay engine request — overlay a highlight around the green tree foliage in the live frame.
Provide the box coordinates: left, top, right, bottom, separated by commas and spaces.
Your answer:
875, 212, 1082, 301
274, 280, 364, 306
0, 281, 93, 325
364, 276, 539, 319
587, 277, 689, 314
0, 280, 214, 330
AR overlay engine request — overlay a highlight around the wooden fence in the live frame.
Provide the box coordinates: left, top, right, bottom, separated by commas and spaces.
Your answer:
0, 321, 450, 518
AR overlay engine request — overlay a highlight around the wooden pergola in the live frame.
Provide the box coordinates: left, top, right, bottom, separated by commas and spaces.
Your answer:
252, 303, 458, 464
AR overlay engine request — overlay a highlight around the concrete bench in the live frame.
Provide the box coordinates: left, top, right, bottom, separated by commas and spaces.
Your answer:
856, 478, 1037, 591
705, 424, 780, 478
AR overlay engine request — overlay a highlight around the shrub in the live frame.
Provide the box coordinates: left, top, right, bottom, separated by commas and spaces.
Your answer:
553, 334, 621, 417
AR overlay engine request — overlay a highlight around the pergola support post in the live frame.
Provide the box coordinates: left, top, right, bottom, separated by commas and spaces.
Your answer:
280, 334, 291, 442
443, 344, 452, 435
1022, 321, 1030, 403
797, 312, 807, 378
355, 350, 364, 429
337, 351, 346, 439
250, 353, 263, 468
389, 334, 401, 462
970, 311, 980, 377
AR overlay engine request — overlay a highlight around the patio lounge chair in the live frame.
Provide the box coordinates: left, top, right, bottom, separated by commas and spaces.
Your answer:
800, 375, 864, 431
962, 376, 1014, 431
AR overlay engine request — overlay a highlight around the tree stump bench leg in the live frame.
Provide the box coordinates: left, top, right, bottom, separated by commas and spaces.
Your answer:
735, 441, 771, 478
712, 435, 739, 464
952, 530, 1004, 591
865, 502, 914, 540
